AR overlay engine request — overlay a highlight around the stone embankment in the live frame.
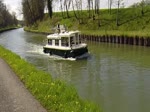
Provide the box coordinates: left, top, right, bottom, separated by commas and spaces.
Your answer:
81, 34, 150, 46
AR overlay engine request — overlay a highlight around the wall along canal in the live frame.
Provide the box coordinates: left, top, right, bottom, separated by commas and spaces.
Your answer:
0, 28, 150, 112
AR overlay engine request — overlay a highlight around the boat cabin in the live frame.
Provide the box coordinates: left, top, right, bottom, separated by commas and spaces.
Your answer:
46, 30, 82, 48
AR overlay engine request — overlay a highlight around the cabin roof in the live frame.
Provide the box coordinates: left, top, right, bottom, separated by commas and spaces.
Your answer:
47, 30, 80, 39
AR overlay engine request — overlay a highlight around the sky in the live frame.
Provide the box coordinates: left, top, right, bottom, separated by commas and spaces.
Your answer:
3, 0, 22, 20
3, 0, 142, 20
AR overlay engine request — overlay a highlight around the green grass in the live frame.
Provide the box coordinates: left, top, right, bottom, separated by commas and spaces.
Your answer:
0, 45, 101, 112
25, 7, 150, 37
0, 26, 19, 33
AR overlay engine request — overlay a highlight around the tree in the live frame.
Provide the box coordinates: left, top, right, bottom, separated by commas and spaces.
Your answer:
108, 0, 113, 14
0, 0, 17, 28
116, 0, 124, 26
47, 0, 53, 18
12, 12, 18, 25
59, 0, 65, 18
95, 0, 100, 14
64, 0, 71, 18
141, 0, 145, 15
95, 0, 101, 27
145, 0, 150, 5
22, 0, 45, 25
72, 0, 78, 19
87, 0, 91, 18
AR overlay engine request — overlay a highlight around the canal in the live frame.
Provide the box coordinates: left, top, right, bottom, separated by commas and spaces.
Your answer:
0, 28, 150, 112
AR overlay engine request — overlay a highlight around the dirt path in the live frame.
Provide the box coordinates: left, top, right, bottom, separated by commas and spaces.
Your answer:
0, 58, 47, 112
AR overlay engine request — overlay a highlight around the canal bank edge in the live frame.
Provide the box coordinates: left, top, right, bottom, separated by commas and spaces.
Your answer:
0, 27, 20, 33
81, 34, 150, 47
24, 27, 150, 47
0, 45, 101, 112
24, 27, 51, 35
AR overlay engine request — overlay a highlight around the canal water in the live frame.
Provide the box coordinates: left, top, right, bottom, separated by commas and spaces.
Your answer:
0, 28, 150, 112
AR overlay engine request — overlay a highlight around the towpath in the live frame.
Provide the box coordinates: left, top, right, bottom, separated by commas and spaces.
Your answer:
0, 58, 47, 112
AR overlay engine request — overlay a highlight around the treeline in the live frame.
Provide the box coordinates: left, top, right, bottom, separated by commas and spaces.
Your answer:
56, 0, 150, 26
22, 0, 150, 27
22, 0, 45, 26
0, 0, 18, 29
22, 0, 53, 26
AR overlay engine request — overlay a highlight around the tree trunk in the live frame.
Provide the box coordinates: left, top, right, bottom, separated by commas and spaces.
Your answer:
88, 0, 91, 18
116, 0, 119, 26
60, 0, 65, 18
47, 0, 53, 18
72, 0, 78, 19
141, 0, 144, 16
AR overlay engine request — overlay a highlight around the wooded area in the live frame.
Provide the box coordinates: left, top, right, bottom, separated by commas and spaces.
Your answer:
22, 0, 45, 26
22, 0, 150, 27
0, 0, 18, 28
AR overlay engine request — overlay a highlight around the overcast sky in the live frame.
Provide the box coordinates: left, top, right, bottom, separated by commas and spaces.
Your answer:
3, 0, 142, 20
3, 0, 22, 20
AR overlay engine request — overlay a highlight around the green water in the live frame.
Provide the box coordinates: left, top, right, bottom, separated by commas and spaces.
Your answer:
0, 28, 150, 112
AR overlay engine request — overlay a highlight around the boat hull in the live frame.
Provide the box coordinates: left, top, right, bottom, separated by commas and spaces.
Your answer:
43, 47, 88, 58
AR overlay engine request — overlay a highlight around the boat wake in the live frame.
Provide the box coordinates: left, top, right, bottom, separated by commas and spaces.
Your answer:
26, 43, 45, 55
76, 52, 90, 60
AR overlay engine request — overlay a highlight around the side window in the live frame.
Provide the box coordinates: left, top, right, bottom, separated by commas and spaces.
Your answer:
55, 40, 59, 46
70, 36, 74, 45
61, 37, 68, 47
48, 39, 52, 45
75, 33, 78, 44
79, 35, 81, 44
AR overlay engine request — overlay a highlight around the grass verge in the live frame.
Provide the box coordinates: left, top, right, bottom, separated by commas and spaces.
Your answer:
0, 26, 19, 33
25, 7, 150, 37
0, 45, 101, 112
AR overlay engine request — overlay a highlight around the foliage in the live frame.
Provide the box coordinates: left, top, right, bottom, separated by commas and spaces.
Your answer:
0, 26, 18, 33
47, 0, 53, 18
22, 0, 45, 25
0, 0, 18, 28
25, 6, 150, 37
0, 45, 101, 112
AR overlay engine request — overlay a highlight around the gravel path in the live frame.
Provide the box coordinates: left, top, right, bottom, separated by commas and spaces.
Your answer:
0, 58, 47, 112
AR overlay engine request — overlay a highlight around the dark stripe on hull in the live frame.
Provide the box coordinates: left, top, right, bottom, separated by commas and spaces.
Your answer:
43, 47, 88, 58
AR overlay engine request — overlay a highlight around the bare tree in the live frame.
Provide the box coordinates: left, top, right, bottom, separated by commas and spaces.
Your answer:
47, 0, 53, 18
141, 0, 145, 15
87, 0, 91, 18
64, 0, 71, 18
22, 0, 45, 25
72, 0, 78, 19
60, 0, 65, 18
109, 0, 113, 14
116, 0, 124, 26
0, 0, 17, 28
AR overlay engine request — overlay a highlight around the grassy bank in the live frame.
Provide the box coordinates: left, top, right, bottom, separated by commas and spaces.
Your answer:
0, 26, 20, 33
25, 7, 150, 37
0, 45, 101, 112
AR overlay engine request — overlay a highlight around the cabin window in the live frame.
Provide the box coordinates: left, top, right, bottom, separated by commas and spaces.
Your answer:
48, 39, 52, 45
55, 40, 59, 46
79, 35, 81, 43
70, 36, 74, 45
75, 33, 78, 44
61, 37, 68, 47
